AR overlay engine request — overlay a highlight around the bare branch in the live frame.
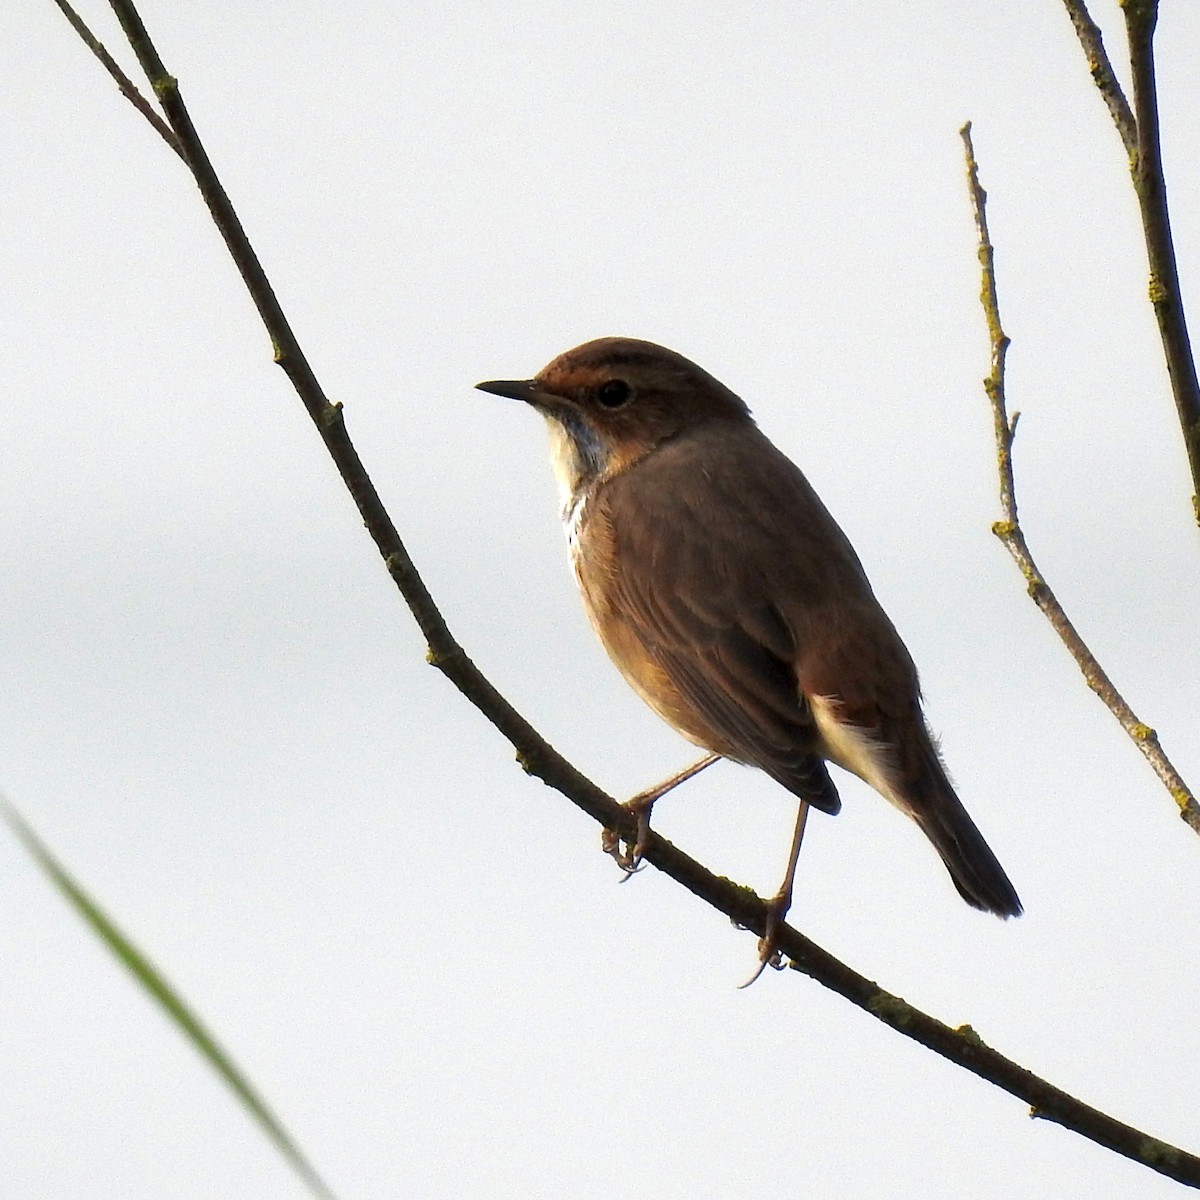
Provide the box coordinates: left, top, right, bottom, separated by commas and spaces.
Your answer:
47, 2, 1200, 1184
960, 121, 1199, 837
1058, 0, 1137, 155
1121, 1, 1200, 525
51, 0, 182, 158
1061, 0, 1200, 524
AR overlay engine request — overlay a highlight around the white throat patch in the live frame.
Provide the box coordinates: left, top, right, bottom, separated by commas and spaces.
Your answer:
543, 412, 610, 561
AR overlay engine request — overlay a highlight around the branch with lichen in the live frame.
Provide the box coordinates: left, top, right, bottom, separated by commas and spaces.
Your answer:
960, 121, 1198, 836
36, 0, 1200, 1187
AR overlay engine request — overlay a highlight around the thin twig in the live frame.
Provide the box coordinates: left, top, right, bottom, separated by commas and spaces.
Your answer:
49, 2, 1200, 1185
1121, 0, 1200, 526
50, 0, 182, 158
1058, 0, 1137, 156
960, 121, 1199, 837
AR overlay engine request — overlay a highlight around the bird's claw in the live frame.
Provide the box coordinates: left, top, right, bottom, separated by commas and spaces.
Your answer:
601, 802, 654, 877
601, 828, 643, 877
736, 897, 790, 989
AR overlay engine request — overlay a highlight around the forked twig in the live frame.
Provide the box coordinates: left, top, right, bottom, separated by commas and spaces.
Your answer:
960, 121, 1198, 836
1058, 0, 1136, 155
50, 0, 182, 158
1060, 0, 1200, 524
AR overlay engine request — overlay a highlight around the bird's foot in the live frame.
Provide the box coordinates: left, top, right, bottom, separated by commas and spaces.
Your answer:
737, 892, 791, 990
601, 755, 720, 879
601, 797, 655, 878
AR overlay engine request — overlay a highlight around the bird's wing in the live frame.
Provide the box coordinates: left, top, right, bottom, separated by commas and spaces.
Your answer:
593, 427, 880, 814
591, 424, 1023, 916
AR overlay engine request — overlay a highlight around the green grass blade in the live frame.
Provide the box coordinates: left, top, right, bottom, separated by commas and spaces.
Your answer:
0, 791, 337, 1200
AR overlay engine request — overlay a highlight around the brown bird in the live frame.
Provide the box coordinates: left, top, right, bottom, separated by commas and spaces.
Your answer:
478, 337, 1021, 973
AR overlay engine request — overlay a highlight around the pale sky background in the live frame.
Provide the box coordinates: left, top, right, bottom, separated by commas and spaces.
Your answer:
3, 2, 1200, 1198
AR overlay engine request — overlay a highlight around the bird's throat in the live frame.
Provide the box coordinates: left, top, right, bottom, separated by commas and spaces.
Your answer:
544, 411, 611, 514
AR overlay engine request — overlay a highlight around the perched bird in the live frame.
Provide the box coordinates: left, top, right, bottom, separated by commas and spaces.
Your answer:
478, 337, 1021, 971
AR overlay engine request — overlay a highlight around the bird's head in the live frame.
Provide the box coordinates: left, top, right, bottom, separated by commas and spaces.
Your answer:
477, 337, 752, 502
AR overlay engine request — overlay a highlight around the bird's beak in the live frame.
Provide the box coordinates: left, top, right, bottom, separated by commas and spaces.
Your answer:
475, 378, 540, 403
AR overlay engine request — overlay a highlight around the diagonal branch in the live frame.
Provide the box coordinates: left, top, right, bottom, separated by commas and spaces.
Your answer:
1121, 1, 1200, 525
45, 1, 1200, 1185
960, 121, 1199, 838
50, 0, 182, 158
1058, 0, 1136, 155
1060, 0, 1200, 524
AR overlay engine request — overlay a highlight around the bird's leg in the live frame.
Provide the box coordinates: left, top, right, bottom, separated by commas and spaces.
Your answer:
738, 798, 810, 989
602, 753, 721, 875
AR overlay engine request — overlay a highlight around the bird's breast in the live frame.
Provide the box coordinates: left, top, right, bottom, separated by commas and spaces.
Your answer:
559, 491, 730, 754
561, 490, 589, 564
560, 486, 611, 596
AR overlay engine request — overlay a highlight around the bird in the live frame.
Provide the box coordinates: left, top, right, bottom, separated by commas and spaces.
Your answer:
477, 337, 1021, 975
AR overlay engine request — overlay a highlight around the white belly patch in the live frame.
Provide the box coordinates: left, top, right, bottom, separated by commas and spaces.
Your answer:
809, 693, 911, 815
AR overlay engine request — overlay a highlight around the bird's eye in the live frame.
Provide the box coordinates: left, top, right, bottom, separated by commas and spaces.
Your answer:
596, 379, 632, 409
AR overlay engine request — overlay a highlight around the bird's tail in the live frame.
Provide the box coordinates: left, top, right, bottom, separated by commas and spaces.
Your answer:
911, 759, 1023, 919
